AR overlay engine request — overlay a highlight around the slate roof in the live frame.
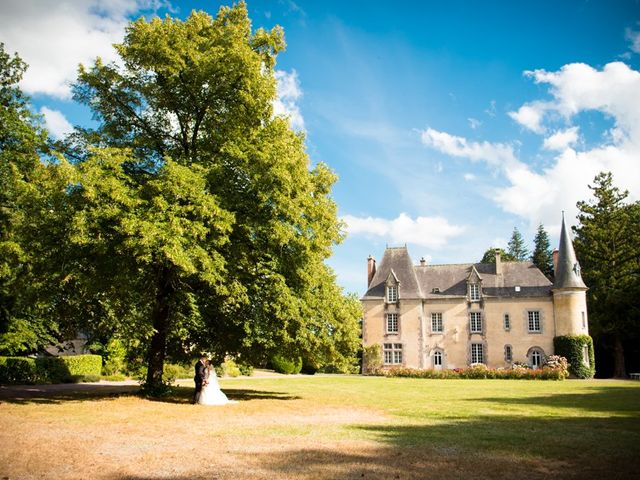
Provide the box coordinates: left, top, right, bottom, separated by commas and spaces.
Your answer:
553, 213, 587, 290
362, 246, 553, 300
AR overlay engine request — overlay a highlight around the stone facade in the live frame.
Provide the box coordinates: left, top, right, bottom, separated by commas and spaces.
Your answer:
362, 216, 589, 370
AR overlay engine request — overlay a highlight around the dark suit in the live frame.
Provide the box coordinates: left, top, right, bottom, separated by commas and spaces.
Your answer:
193, 360, 207, 404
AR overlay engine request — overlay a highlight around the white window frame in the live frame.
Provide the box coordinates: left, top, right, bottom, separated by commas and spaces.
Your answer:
530, 349, 543, 369
431, 312, 443, 333
433, 350, 443, 368
387, 285, 398, 303
471, 343, 484, 364
383, 343, 403, 365
503, 313, 511, 331
528, 310, 541, 333
469, 312, 482, 333
385, 313, 398, 334
469, 283, 480, 301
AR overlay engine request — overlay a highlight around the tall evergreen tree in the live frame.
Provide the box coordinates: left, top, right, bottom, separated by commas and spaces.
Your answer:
507, 227, 528, 261
531, 223, 553, 278
573, 172, 640, 378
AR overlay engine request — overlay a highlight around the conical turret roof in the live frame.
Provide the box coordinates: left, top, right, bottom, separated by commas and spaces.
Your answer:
553, 213, 587, 290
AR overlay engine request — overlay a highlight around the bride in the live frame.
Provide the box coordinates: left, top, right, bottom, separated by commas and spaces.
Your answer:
197, 361, 232, 406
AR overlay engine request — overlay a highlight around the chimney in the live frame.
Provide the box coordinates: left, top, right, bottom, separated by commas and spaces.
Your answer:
367, 255, 376, 286
495, 249, 502, 275
552, 249, 559, 275
420, 257, 427, 266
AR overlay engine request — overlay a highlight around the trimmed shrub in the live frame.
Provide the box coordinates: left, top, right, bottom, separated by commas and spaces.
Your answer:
554, 335, 595, 379
271, 354, 303, 374
377, 363, 567, 381
238, 363, 254, 376
218, 358, 241, 377
0, 355, 102, 384
0, 357, 38, 384
362, 344, 382, 375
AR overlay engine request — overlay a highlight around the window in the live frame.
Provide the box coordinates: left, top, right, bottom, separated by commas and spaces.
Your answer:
383, 343, 403, 365
503, 313, 511, 331
431, 313, 443, 333
582, 311, 586, 329
387, 285, 398, 303
469, 283, 480, 301
470, 312, 482, 333
433, 350, 443, 367
385, 313, 398, 333
471, 343, 484, 364
528, 311, 541, 333
530, 349, 543, 369
505, 345, 513, 362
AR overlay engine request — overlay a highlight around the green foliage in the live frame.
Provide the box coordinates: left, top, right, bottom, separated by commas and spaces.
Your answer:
507, 227, 528, 261
554, 335, 595, 379
531, 223, 553, 278
379, 364, 567, 380
0, 356, 37, 384
479, 248, 516, 264
238, 363, 254, 376
162, 363, 192, 383
271, 354, 302, 374
573, 172, 640, 377
362, 344, 382, 375
0, 354, 102, 384
98, 338, 128, 376
217, 358, 242, 377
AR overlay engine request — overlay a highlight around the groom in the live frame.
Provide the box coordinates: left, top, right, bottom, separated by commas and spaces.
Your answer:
192, 356, 208, 404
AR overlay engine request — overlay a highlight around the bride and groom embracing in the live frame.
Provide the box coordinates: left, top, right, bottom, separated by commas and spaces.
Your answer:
192, 356, 233, 405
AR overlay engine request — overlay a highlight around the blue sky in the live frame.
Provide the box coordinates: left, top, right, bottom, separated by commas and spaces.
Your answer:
2, 0, 639, 295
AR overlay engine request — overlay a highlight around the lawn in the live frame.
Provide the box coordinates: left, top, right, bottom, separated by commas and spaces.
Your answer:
1, 375, 639, 479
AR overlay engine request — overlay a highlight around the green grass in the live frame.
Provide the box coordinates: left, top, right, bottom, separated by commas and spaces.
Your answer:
1, 375, 639, 479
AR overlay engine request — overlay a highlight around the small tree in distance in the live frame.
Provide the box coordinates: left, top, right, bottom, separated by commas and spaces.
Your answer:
507, 227, 529, 261
531, 223, 554, 279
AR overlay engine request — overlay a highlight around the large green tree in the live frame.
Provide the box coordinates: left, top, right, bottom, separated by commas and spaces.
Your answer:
531, 223, 553, 278
60, 4, 360, 385
479, 247, 515, 264
0, 43, 59, 354
573, 172, 640, 378
507, 227, 528, 261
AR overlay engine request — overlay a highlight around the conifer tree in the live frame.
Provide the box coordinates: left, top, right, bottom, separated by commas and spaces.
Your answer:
573, 172, 640, 378
507, 227, 528, 261
531, 223, 553, 278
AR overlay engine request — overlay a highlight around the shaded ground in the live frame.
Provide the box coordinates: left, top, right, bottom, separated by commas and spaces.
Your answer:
1, 377, 639, 480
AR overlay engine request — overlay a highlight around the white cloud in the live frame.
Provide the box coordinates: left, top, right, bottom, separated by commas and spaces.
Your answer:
468, 117, 481, 129
626, 27, 640, 54
420, 127, 519, 169
342, 213, 466, 249
273, 69, 305, 130
484, 100, 497, 117
463, 173, 476, 181
508, 101, 549, 133
0, 1, 155, 99
40, 107, 73, 139
422, 61, 640, 231
542, 127, 579, 151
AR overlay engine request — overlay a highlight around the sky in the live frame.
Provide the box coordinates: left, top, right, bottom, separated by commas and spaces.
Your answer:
1, 0, 640, 296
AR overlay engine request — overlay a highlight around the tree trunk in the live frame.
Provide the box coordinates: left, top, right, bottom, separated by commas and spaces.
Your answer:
613, 334, 626, 378
145, 267, 173, 386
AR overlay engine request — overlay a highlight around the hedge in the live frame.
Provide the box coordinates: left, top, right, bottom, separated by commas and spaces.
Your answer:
270, 354, 302, 374
0, 355, 103, 385
553, 335, 595, 379
372, 362, 569, 381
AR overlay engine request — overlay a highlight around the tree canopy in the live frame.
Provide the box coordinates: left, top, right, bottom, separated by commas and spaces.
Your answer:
573, 172, 640, 378
1, 6, 361, 384
479, 248, 515, 264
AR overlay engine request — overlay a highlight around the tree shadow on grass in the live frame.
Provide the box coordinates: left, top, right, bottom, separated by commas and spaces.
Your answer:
146, 385, 302, 404
469, 385, 640, 415
115, 415, 640, 480
0, 383, 140, 405
0, 384, 301, 405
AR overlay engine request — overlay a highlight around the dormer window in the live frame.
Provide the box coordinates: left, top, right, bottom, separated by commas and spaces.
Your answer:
387, 285, 398, 303
469, 283, 480, 301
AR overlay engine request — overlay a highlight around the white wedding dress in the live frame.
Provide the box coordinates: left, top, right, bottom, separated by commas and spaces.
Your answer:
197, 369, 232, 406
